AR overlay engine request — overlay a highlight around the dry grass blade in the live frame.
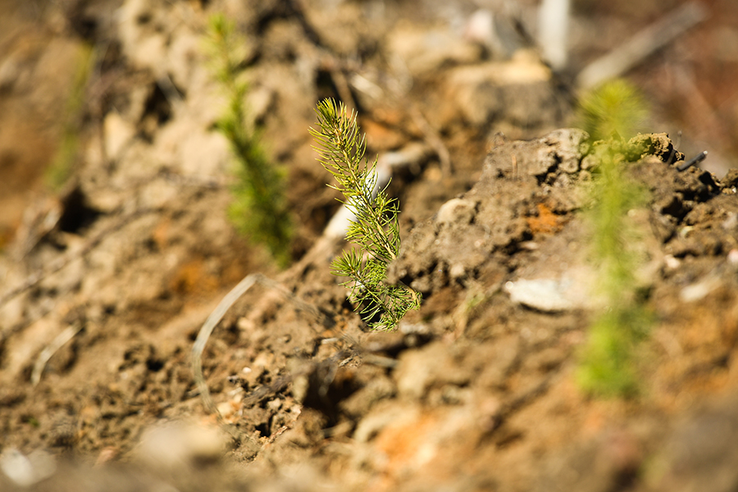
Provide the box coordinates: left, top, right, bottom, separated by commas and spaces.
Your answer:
576, 1, 708, 90
0, 208, 160, 308
190, 273, 322, 438
31, 324, 82, 386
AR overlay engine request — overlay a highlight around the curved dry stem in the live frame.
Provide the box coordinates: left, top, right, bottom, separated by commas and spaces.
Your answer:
191, 273, 322, 441
31, 324, 83, 387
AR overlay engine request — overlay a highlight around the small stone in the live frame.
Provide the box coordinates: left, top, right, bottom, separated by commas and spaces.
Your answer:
664, 254, 681, 270
728, 249, 738, 265
135, 422, 227, 470
449, 263, 466, 279
437, 198, 476, 226
0, 448, 56, 487
103, 111, 136, 159
505, 278, 577, 312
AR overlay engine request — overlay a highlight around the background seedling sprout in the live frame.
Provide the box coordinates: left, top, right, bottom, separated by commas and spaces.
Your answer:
46, 43, 93, 190
577, 79, 648, 142
575, 79, 654, 397
204, 13, 292, 267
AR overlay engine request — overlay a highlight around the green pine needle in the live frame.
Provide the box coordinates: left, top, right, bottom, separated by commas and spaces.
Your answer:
310, 98, 421, 330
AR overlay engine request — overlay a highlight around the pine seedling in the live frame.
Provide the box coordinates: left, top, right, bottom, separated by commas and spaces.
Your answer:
575, 81, 654, 397
310, 99, 421, 330
204, 14, 292, 267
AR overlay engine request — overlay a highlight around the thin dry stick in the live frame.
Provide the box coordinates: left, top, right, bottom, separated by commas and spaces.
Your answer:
190, 266, 404, 447
190, 261, 402, 420
0, 208, 160, 308
407, 103, 452, 178
191, 274, 263, 417
191, 274, 322, 424
31, 324, 82, 386
576, 1, 708, 90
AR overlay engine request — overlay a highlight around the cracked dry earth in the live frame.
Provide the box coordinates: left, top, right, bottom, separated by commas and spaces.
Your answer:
3, 1, 738, 492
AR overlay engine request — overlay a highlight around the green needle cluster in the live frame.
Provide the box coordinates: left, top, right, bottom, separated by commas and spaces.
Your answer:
310, 99, 421, 330
577, 79, 648, 142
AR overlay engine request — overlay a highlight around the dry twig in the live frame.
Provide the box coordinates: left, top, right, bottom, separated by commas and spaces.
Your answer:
31, 324, 83, 386
0, 208, 160, 308
576, 1, 708, 90
190, 274, 321, 426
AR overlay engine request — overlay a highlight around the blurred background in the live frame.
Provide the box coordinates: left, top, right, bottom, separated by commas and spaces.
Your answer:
1, 3, 738, 487
0, 0, 735, 251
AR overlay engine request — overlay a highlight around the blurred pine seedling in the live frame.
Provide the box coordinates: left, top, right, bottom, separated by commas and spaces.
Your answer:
576, 78, 648, 142
46, 43, 93, 190
204, 14, 292, 267
575, 80, 654, 397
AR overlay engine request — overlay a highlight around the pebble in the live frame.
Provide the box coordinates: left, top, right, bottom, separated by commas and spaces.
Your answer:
505, 278, 577, 312
0, 448, 56, 487
135, 421, 227, 470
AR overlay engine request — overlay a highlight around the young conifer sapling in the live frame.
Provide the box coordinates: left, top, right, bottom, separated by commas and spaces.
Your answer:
205, 14, 292, 267
575, 79, 653, 397
310, 99, 421, 330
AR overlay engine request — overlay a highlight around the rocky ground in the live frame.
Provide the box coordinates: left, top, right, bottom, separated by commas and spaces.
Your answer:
2, 0, 738, 491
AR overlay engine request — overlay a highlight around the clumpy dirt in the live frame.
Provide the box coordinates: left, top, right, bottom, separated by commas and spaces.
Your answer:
2, 1, 738, 491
